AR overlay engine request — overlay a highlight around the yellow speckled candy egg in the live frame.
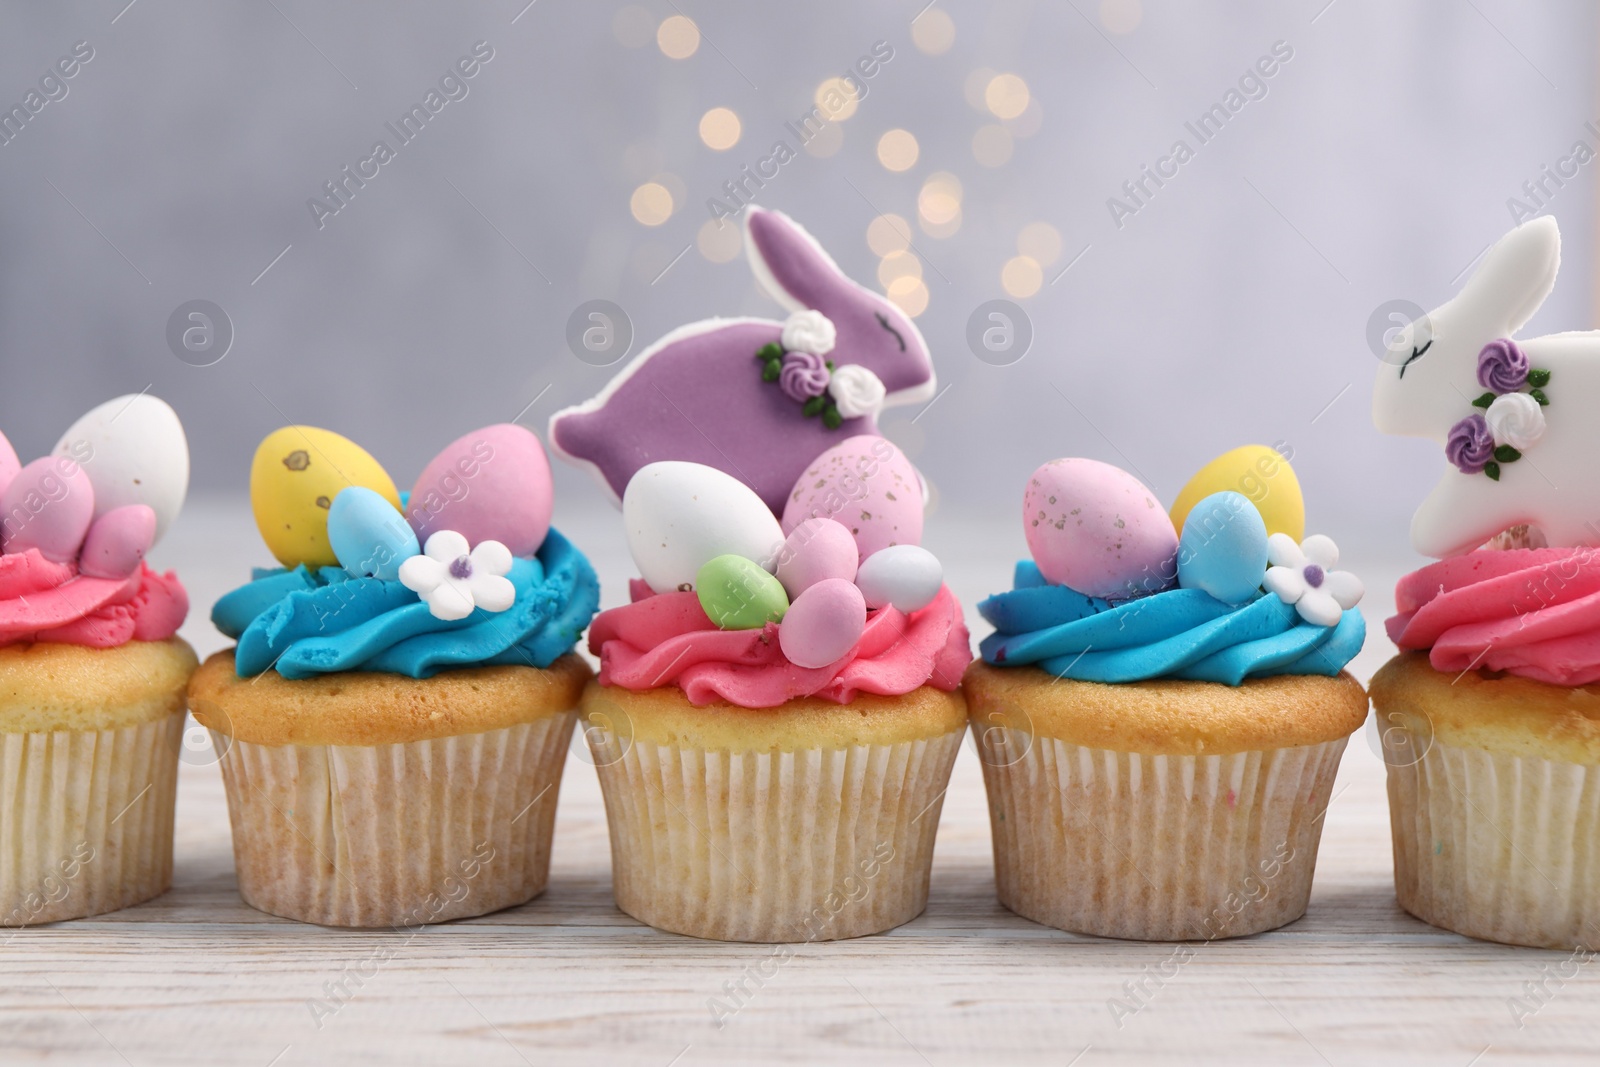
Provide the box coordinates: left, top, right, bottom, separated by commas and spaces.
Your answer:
250, 426, 401, 568
1170, 444, 1304, 541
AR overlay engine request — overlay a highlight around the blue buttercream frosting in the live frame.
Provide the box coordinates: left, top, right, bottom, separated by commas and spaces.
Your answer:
978, 560, 1364, 686
213, 527, 599, 679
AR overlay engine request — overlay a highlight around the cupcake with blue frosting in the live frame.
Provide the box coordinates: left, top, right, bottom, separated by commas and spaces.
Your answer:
964, 447, 1368, 941
188, 423, 598, 928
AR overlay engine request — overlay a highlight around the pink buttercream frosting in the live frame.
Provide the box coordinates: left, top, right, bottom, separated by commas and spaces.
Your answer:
0, 548, 187, 648
589, 583, 972, 708
1388, 547, 1600, 686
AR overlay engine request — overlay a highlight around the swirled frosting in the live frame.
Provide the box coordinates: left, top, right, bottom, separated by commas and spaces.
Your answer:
1388, 547, 1600, 686
0, 549, 186, 648
214, 527, 598, 679
979, 561, 1364, 685
588, 583, 970, 708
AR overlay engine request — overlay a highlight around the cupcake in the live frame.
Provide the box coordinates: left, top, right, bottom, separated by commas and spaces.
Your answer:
0, 395, 195, 926
965, 448, 1368, 941
188, 422, 598, 928
550, 207, 970, 943
1371, 216, 1600, 949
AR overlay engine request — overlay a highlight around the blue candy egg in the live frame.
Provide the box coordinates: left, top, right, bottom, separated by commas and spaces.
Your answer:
1176, 491, 1268, 604
328, 486, 420, 580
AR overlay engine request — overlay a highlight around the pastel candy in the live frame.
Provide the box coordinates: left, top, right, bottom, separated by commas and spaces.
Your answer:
855, 544, 942, 612
250, 426, 401, 569
0, 457, 96, 562
330, 486, 420, 580
53, 394, 189, 544
0, 430, 20, 500
1176, 491, 1269, 604
695, 555, 788, 630
407, 424, 553, 558
624, 461, 784, 594
79, 504, 157, 579
779, 577, 866, 669
1170, 445, 1303, 542
1023, 458, 1177, 599
781, 435, 923, 564
774, 518, 858, 599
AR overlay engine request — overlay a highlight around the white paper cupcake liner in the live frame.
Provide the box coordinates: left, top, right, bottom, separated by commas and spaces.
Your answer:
977, 730, 1349, 941
211, 711, 576, 928
587, 727, 966, 942
0, 713, 183, 927
1385, 732, 1600, 949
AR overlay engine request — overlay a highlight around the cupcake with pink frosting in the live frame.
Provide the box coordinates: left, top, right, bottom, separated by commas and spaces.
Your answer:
549, 207, 970, 942
0, 395, 195, 927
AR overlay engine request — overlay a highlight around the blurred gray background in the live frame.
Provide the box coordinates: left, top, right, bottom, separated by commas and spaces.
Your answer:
0, 0, 1594, 576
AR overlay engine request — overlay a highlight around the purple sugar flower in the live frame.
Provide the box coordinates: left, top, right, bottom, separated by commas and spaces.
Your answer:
1477, 338, 1528, 394
778, 350, 830, 402
1445, 413, 1495, 473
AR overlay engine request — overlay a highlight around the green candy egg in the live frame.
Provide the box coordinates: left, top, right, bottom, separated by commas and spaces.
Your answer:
696, 554, 789, 630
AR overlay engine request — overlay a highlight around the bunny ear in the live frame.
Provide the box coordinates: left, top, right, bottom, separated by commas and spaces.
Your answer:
745, 207, 854, 314
1460, 216, 1560, 335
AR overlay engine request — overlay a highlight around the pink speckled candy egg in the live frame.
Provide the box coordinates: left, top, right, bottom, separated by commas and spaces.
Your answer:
774, 517, 858, 599
779, 577, 867, 669
79, 504, 157, 579
1023, 458, 1177, 599
0, 457, 96, 562
407, 424, 553, 558
781, 435, 922, 564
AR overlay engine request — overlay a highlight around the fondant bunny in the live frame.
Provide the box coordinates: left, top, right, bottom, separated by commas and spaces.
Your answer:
1374, 216, 1600, 556
549, 207, 935, 515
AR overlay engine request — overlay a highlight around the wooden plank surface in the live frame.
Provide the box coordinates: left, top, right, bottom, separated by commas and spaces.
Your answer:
3, 503, 1597, 1066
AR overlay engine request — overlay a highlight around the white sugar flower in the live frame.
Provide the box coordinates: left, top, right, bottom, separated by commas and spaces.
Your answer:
1262, 532, 1363, 627
780, 309, 836, 356
1485, 391, 1546, 452
399, 530, 515, 621
827, 364, 886, 419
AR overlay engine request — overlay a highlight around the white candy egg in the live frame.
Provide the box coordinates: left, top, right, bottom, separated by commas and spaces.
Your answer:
623, 461, 784, 594
52, 394, 189, 544
855, 544, 943, 612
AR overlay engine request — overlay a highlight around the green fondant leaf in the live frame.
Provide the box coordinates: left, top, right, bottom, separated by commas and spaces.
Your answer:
1484, 461, 1501, 481
822, 405, 843, 430
1471, 392, 1495, 409
1530, 387, 1549, 406
757, 343, 783, 361
1528, 368, 1551, 387
1493, 445, 1521, 463
802, 395, 826, 417
761, 360, 782, 382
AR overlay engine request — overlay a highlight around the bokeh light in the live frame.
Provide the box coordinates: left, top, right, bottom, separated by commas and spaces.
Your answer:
1002, 255, 1043, 298
1101, 0, 1143, 34
963, 67, 997, 111
612, 6, 654, 48
876, 129, 919, 172
877, 250, 923, 289
804, 122, 844, 157
887, 275, 929, 317
1018, 222, 1062, 266
972, 124, 1014, 167
815, 77, 861, 121
697, 218, 742, 263
919, 172, 963, 238
867, 213, 913, 256
657, 15, 700, 59
985, 74, 1030, 120
911, 10, 956, 55
699, 107, 741, 151
630, 182, 674, 226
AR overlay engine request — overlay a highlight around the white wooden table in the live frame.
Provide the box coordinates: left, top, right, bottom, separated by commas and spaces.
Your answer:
5, 503, 1597, 1066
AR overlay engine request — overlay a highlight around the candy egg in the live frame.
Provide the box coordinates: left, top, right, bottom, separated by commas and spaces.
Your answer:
52, 394, 188, 543
0, 430, 20, 499
623, 461, 784, 594
79, 505, 157, 579
781, 435, 922, 563
407, 424, 553, 558
0, 457, 95, 562
1176, 491, 1269, 604
780, 578, 867, 669
774, 518, 858, 599
695, 555, 788, 629
856, 544, 943, 612
250, 426, 401, 569
1170, 444, 1303, 541
1023, 458, 1177, 599
329, 486, 420, 580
